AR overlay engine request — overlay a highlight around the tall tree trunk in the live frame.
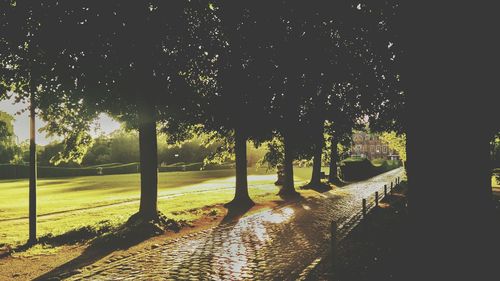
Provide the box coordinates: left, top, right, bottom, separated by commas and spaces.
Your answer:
309, 123, 324, 186
138, 101, 158, 220
225, 127, 254, 208
28, 90, 37, 244
279, 132, 298, 196
403, 2, 497, 276
328, 136, 339, 183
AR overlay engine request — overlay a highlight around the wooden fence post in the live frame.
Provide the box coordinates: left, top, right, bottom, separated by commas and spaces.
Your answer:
384, 184, 387, 197
330, 221, 338, 268
375, 192, 379, 207
362, 199, 367, 217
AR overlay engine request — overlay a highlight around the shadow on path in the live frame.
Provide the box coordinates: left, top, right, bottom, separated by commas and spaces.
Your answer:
33, 212, 182, 281
300, 182, 333, 193
33, 243, 119, 281
221, 203, 255, 224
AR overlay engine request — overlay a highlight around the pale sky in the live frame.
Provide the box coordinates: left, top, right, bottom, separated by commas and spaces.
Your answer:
0, 94, 121, 145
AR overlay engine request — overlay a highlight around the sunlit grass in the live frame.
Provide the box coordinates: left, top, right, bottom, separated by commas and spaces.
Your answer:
0, 167, 321, 247
0, 169, 241, 220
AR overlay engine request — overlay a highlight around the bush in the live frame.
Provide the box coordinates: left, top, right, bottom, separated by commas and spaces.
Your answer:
339, 158, 400, 182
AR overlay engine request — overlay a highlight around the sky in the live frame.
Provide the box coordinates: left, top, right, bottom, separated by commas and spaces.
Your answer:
0, 94, 121, 145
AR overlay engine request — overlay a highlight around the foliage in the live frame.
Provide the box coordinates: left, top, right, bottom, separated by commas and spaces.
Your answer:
380, 132, 406, 162
323, 129, 352, 164
0, 1, 99, 163
0, 111, 18, 163
258, 136, 284, 170
491, 133, 500, 167
81, 136, 112, 166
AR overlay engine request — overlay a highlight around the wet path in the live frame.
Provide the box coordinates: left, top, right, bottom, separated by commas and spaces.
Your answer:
66, 168, 404, 281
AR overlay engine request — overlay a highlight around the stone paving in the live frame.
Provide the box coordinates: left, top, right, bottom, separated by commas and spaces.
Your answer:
66, 168, 404, 281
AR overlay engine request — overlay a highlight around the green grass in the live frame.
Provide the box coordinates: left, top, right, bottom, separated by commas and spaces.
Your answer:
341, 157, 366, 163
0, 167, 318, 247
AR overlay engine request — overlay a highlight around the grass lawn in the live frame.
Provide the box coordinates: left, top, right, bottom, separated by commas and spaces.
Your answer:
0, 167, 320, 247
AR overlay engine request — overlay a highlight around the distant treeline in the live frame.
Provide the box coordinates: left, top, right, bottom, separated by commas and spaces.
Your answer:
1, 128, 267, 168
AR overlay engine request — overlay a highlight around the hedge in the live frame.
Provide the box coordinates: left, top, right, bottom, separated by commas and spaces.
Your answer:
339, 158, 401, 182
158, 162, 235, 172
99, 163, 140, 175
0, 161, 235, 179
158, 162, 203, 172
0, 163, 141, 179
0, 164, 98, 179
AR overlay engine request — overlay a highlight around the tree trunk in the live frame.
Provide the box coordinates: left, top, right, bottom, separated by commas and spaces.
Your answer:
309, 124, 324, 186
279, 132, 298, 196
328, 136, 339, 183
138, 101, 158, 220
402, 3, 497, 277
28, 90, 37, 244
225, 127, 254, 208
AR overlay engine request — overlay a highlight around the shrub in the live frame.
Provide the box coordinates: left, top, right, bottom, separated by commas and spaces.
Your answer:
339, 158, 400, 181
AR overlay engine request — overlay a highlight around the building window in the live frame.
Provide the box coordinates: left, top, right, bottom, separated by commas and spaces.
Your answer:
383, 146, 388, 153
376, 145, 380, 152
370, 145, 374, 152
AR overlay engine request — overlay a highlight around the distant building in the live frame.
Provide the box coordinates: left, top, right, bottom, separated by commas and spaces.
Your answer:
350, 132, 399, 160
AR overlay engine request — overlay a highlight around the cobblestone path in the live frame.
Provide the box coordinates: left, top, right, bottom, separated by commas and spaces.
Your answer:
66, 168, 404, 281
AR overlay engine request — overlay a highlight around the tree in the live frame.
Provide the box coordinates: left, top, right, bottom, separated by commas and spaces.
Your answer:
81, 136, 112, 166
108, 130, 140, 164
268, 1, 381, 191
0, 1, 80, 244
325, 0, 403, 186
383, 1, 500, 278
261, 1, 312, 197
167, 1, 279, 207
32, 1, 200, 221
0, 111, 18, 163
325, 115, 361, 183
380, 131, 406, 163
293, 1, 386, 188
